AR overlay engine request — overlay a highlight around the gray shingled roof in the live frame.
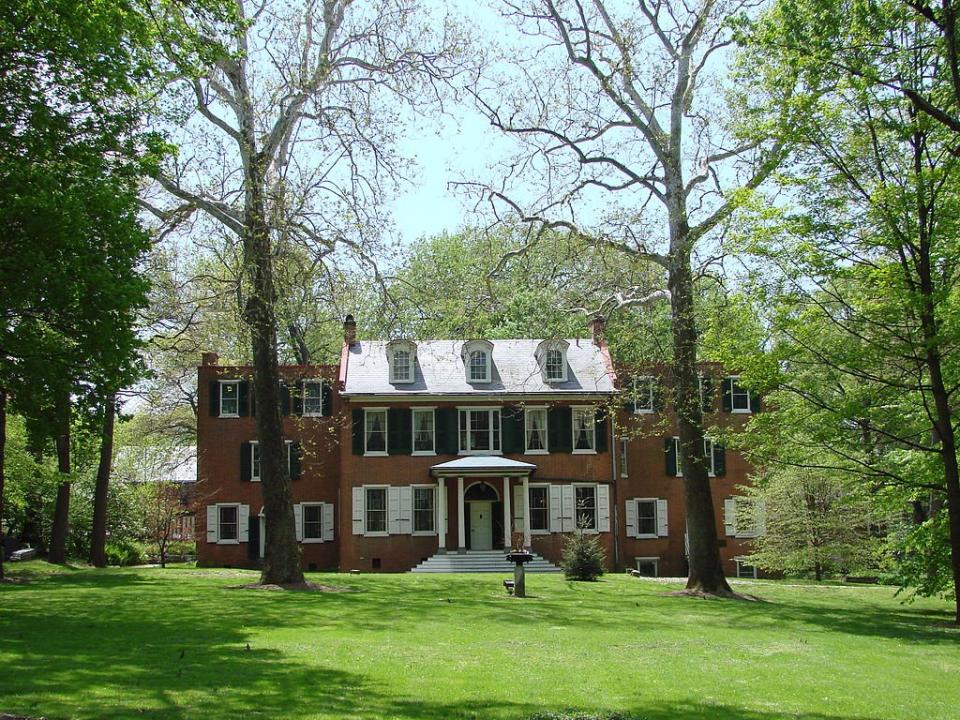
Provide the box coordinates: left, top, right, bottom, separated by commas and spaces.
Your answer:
342, 339, 616, 396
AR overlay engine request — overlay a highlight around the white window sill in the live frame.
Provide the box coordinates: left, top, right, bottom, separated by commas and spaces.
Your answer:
220, 413, 240, 419
530, 529, 550, 535
364, 531, 389, 537
412, 530, 437, 537
216, 539, 240, 545
731, 409, 752, 414
524, 449, 549, 455
635, 533, 659, 540
620, 473, 629, 479
458, 451, 503, 456
303, 412, 325, 418
634, 409, 655, 415
572, 449, 597, 455
412, 451, 437, 457
364, 451, 388, 457
301, 537, 325, 544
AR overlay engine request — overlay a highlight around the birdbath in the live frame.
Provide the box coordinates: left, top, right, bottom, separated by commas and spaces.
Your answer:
506, 550, 534, 598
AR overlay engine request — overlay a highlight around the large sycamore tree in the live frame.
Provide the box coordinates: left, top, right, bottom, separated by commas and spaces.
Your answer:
149, 0, 458, 584
471, 0, 795, 595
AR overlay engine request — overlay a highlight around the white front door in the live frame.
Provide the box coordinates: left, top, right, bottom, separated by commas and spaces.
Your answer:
470, 501, 493, 550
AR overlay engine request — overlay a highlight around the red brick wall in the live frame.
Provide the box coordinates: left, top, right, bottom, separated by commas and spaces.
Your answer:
196, 364, 343, 570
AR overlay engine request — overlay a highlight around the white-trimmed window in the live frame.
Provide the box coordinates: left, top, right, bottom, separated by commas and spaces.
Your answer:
524, 407, 548, 453
303, 380, 324, 416
572, 406, 596, 453
635, 557, 659, 577
528, 485, 549, 532
251, 441, 261, 481
392, 349, 412, 383
302, 503, 323, 542
458, 408, 501, 454
365, 487, 388, 534
619, 437, 629, 477
469, 350, 489, 382
729, 376, 753, 413
735, 557, 758, 578
364, 409, 388, 455
412, 408, 435, 454
545, 349, 565, 382
574, 484, 597, 530
220, 380, 240, 417
413, 486, 435, 534
636, 499, 658, 537
633, 376, 656, 413
670, 436, 716, 476
218, 504, 239, 542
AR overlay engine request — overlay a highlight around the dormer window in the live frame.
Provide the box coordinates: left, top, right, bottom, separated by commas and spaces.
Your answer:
462, 340, 494, 383
535, 339, 569, 383
386, 340, 416, 384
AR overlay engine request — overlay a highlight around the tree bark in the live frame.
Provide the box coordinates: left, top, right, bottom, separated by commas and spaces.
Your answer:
244, 155, 304, 586
48, 394, 71, 564
89, 393, 116, 567
288, 323, 311, 365
0, 388, 6, 580
670, 252, 733, 595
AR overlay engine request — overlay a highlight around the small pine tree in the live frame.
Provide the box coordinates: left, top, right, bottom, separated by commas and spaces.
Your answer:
561, 526, 606, 581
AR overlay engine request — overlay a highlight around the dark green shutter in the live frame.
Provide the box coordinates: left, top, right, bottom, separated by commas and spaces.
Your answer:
549, 406, 573, 452
280, 383, 291, 415
388, 408, 412, 455
435, 408, 459, 455
701, 376, 713, 412
238, 381, 250, 416
351, 409, 364, 455
622, 376, 636, 414
240, 442, 252, 481
595, 407, 608, 452
290, 442, 302, 479
722, 378, 733, 412
321, 382, 333, 416
209, 381, 220, 416
665, 437, 677, 476
653, 378, 665, 412
752, 392, 762, 413
292, 381, 304, 416
501, 406, 525, 454
713, 443, 726, 476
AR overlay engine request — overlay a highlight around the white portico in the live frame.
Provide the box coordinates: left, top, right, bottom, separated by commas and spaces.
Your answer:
430, 456, 537, 553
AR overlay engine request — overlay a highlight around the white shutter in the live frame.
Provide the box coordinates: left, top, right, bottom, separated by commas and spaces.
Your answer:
513, 484, 524, 530
549, 484, 562, 533
755, 500, 767, 536
322, 502, 335, 542
400, 486, 413, 534
560, 485, 575, 532
597, 485, 610, 532
656, 499, 669, 537
352, 486, 364, 535
724, 497, 736, 537
294, 503, 303, 542
239, 505, 250, 542
624, 498, 637, 538
206, 505, 218, 543
388, 486, 401, 535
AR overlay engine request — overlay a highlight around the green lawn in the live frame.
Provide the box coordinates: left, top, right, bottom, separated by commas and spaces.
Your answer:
0, 563, 957, 720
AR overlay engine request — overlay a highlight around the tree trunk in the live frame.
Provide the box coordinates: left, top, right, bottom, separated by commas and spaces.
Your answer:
288, 323, 311, 364
48, 395, 71, 565
89, 393, 116, 567
670, 244, 733, 596
244, 154, 304, 586
814, 561, 822, 582
0, 388, 6, 580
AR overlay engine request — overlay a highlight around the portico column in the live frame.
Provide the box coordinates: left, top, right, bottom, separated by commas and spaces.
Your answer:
457, 476, 466, 553
436, 478, 446, 553
502, 476, 512, 551
522, 474, 532, 549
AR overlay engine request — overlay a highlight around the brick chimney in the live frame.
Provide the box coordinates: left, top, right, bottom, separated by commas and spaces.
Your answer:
201, 352, 219, 366
343, 314, 357, 346
588, 315, 606, 346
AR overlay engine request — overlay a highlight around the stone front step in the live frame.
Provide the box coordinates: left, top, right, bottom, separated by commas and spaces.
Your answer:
410, 550, 562, 573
